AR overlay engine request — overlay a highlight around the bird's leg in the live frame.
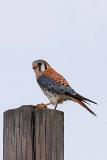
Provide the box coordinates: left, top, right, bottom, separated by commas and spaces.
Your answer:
54, 104, 58, 110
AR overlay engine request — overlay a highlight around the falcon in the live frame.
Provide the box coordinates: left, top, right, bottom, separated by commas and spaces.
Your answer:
32, 59, 97, 116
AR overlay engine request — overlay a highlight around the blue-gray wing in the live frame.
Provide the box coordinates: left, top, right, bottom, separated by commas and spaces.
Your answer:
37, 75, 76, 96
37, 75, 97, 105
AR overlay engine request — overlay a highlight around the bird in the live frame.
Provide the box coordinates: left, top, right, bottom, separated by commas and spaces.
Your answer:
32, 59, 97, 116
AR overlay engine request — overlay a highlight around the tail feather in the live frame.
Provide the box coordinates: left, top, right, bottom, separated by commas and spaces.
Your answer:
65, 92, 97, 105
81, 96, 97, 105
72, 93, 97, 105
82, 100, 91, 106
75, 99, 97, 116
65, 91, 97, 116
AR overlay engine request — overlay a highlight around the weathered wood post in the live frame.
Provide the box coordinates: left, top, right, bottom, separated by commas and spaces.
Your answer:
3, 105, 64, 160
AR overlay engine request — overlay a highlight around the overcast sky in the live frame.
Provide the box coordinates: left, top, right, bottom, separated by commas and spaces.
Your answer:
0, 0, 107, 159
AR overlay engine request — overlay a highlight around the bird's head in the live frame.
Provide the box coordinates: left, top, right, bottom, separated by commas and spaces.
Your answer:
32, 59, 50, 78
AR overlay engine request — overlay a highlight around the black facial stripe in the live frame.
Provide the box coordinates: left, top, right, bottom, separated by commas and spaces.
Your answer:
45, 64, 47, 69
38, 63, 41, 72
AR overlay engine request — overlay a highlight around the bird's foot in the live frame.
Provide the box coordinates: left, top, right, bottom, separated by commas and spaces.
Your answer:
33, 103, 51, 110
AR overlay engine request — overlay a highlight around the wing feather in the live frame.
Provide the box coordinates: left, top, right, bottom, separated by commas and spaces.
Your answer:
37, 75, 76, 95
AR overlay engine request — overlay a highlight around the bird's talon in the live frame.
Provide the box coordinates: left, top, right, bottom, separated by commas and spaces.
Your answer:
33, 103, 48, 109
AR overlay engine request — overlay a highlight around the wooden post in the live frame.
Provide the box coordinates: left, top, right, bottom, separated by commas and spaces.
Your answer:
3, 105, 64, 160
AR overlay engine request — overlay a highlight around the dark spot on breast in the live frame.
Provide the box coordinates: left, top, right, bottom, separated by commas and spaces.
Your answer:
43, 88, 46, 91
61, 89, 64, 92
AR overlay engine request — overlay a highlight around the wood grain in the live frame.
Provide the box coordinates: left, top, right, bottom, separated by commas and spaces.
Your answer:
3, 105, 64, 160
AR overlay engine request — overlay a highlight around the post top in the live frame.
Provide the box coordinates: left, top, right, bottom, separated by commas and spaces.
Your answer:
4, 105, 64, 115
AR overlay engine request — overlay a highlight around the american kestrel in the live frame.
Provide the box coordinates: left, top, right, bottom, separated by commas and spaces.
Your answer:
32, 59, 97, 116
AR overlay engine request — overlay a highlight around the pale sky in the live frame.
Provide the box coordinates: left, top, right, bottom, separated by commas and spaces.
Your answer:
0, 0, 107, 159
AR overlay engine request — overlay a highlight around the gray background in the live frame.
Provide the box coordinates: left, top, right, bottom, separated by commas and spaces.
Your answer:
0, 0, 107, 159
